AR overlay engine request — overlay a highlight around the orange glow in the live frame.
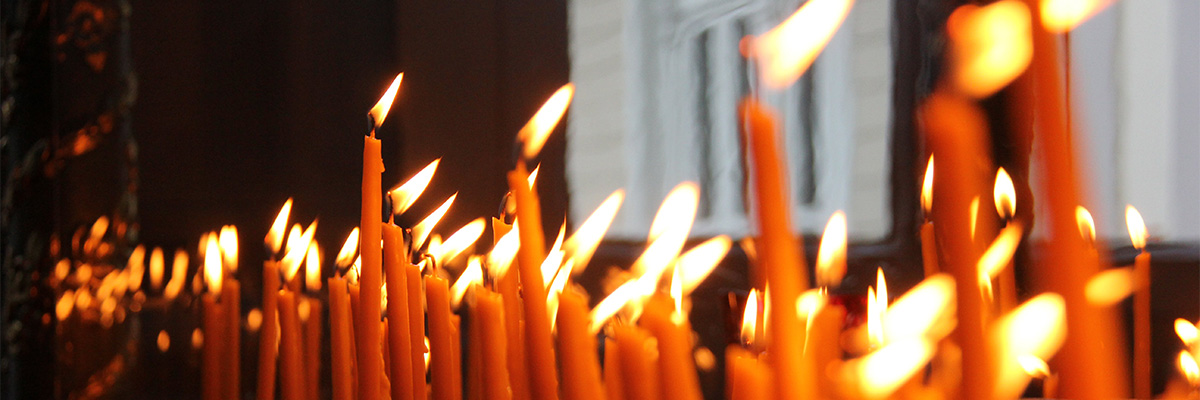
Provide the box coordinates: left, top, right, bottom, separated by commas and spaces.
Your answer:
540, 224, 568, 288
219, 225, 238, 273
369, 73, 404, 127
281, 221, 316, 282
56, 290, 75, 320
450, 256, 483, 308
633, 182, 699, 277
306, 242, 322, 291
1180, 351, 1200, 386
969, 196, 981, 241
164, 250, 189, 301
991, 293, 1067, 399
527, 164, 541, 189
883, 274, 956, 344
979, 223, 1023, 282
486, 221, 520, 279
518, 83, 575, 159
816, 211, 848, 287
675, 235, 732, 295
247, 308, 263, 333
1126, 205, 1147, 250
922, 156, 934, 214
286, 224, 303, 255
547, 259, 576, 328
336, 228, 360, 269
192, 328, 204, 349
412, 194, 457, 250
389, 159, 440, 216
563, 189, 624, 276
1085, 267, 1133, 306
128, 245, 146, 292
994, 168, 1016, 219
438, 217, 486, 264
1176, 318, 1199, 346
847, 339, 935, 400
204, 235, 223, 296
588, 278, 643, 334
741, 289, 760, 346
670, 266, 683, 315
947, 1, 1032, 98
1017, 354, 1050, 378
1076, 206, 1097, 244
158, 330, 171, 353
150, 247, 165, 290
348, 256, 362, 285
744, 0, 854, 89
1040, 0, 1115, 33
266, 198, 293, 255
84, 216, 109, 255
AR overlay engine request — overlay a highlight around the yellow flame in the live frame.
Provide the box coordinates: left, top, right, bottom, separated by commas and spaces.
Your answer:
675, 235, 732, 295
219, 225, 238, 273
541, 224, 568, 288
564, 189, 624, 276
867, 287, 882, 349
1084, 267, 1134, 306
412, 194, 457, 250
1176, 318, 1199, 346
266, 198, 293, 255
849, 339, 935, 400
306, 242, 322, 291
150, 247, 165, 290
390, 159, 440, 216
994, 168, 1016, 219
1126, 205, 1147, 250
922, 156, 934, 214
947, 1, 1033, 98
450, 257, 483, 308
369, 73, 404, 127
670, 265, 683, 315
547, 259, 576, 328
282, 221, 316, 282
741, 289, 760, 346
1076, 206, 1097, 244
969, 196, 981, 241
1040, 0, 1115, 33
348, 256, 362, 285
128, 245, 146, 292
286, 224, 303, 255
816, 211, 848, 287
588, 278, 644, 333
883, 274, 956, 344
633, 182, 699, 278
164, 250, 189, 301
991, 293, 1068, 399
336, 228, 360, 269
1017, 354, 1050, 378
527, 164, 541, 189
796, 289, 826, 320
1180, 351, 1200, 386
486, 221, 520, 279
519, 83, 575, 159
204, 235, 223, 296
979, 223, 1023, 282
438, 218, 486, 265
745, 0, 855, 89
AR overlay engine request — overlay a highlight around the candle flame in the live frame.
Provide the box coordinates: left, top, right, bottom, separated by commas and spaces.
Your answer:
849, 339, 935, 400
336, 228, 361, 269
1084, 267, 1134, 306
741, 289, 760, 347
547, 259, 576, 328
670, 265, 683, 315
348, 256, 361, 285
969, 196, 982, 241
150, 247, 165, 291
1040, 0, 1115, 33
1125, 205, 1147, 250
994, 168, 1016, 219
519, 83, 575, 159
564, 189, 624, 276
486, 221, 520, 279
205, 235, 223, 296
282, 221, 317, 281
883, 274, 957, 344
816, 211, 848, 287
450, 257, 483, 308
744, 0, 854, 89
947, 0, 1033, 98
219, 225, 238, 273
1076, 206, 1097, 244
1176, 318, 1199, 346
266, 198, 293, 255
979, 223, 1023, 282
588, 278, 644, 333
1017, 354, 1051, 378
922, 156, 934, 214
369, 73, 404, 127
1180, 351, 1200, 386
633, 182, 699, 277
991, 293, 1067, 399
867, 268, 890, 348
128, 245, 146, 292
306, 242, 321, 291
389, 159, 440, 216
412, 194, 457, 251
527, 164, 540, 189
541, 224, 568, 287
164, 250, 189, 301
438, 218, 486, 265
675, 235, 732, 296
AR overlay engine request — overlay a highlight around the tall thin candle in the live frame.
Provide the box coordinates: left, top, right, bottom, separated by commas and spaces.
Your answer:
258, 262, 280, 400
384, 223, 414, 400
426, 275, 455, 400
506, 163, 559, 399
329, 276, 355, 400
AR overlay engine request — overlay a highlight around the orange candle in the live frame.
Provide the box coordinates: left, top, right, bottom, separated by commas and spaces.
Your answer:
224, 279, 241, 400
467, 294, 484, 400
425, 275, 455, 400
203, 294, 226, 400
478, 289, 513, 400
305, 298, 322, 400
810, 304, 845, 398
329, 276, 355, 400
405, 264, 427, 400
556, 289, 605, 400
614, 324, 659, 400
639, 295, 701, 400
258, 262, 280, 400
603, 336, 624, 400
739, 100, 812, 400
1134, 250, 1151, 398
451, 315, 464, 400
358, 134, 384, 400
506, 163, 559, 399
725, 346, 769, 400
498, 267, 531, 400
279, 290, 304, 400
383, 224, 414, 400
920, 222, 939, 277
350, 283, 361, 396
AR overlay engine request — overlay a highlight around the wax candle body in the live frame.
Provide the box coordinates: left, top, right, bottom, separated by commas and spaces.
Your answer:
329, 276, 355, 400
468, 295, 484, 400
603, 337, 625, 400
614, 324, 659, 400
499, 267, 531, 400
384, 223, 414, 400
405, 264, 427, 400
1134, 251, 1151, 398
920, 221, 939, 277
726, 346, 769, 400
556, 289, 605, 400
810, 304, 845, 398
478, 289, 513, 400
305, 298, 323, 400
349, 282, 362, 393
223, 279, 241, 400
640, 295, 700, 400
507, 163, 559, 400
279, 290, 304, 400
358, 134, 384, 400
426, 275, 455, 400
258, 262, 280, 400
203, 294, 226, 400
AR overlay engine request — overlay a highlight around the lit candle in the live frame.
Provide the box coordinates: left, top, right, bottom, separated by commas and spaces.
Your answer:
304, 297, 322, 400
603, 336, 625, 400
1127, 205, 1152, 398
993, 168, 1019, 313
613, 324, 659, 400
203, 236, 226, 400
426, 275, 455, 400
476, 289, 513, 400
467, 291, 484, 400
639, 294, 701, 400
499, 264, 530, 400
725, 346, 769, 400
556, 288, 605, 400
405, 263, 427, 400
328, 275, 355, 400
383, 223, 414, 400
921, 156, 940, 277
279, 289, 304, 400
219, 227, 241, 400
506, 163, 559, 399
260, 199, 292, 400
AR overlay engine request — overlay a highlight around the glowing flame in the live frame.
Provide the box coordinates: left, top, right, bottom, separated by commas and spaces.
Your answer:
632, 182, 699, 278
1085, 267, 1133, 306
979, 223, 1023, 282
741, 289, 760, 346
527, 164, 540, 189
438, 218, 486, 265
57, 291, 75, 320
1181, 351, 1200, 386
150, 247, 165, 290
588, 278, 645, 333
848, 339, 935, 400
486, 221, 520, 279
219, 225, 238, 273
883, 274, 956, 344
1176, 318, 1199, 346
1125, 205, 1147, 250
266, 198, 293, 255
563, 189, 624, 275
306, 242, 322, 291
282, 221, 317, 281
84, 216, 109, 255
158, 330, 171, 353
412, 194, 457, 250
369, 73, 404, 127
670, 266, 683, 315
541, 224, 567, 288
744, 0, 855, 89
128, 245, 146, 292
991, 293, 1068, 399
922, 156, 934, 214
390, 159, 440, 216
1040, 0, 1115, 33
947, 1, 1033, 98
450, 257, 483, 308
969, 196, 981, 241
675, 235, 732, 295
518, 83, 575, 159
164, 250, 189, 301
204, 235, 223, 296
547, 259, 576, 327
1076, 206, 1097, 244
994, 168, 1016, 219
336, 228, 360, 269
816, 211, 848, 287
1017, 354, 1050, 378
